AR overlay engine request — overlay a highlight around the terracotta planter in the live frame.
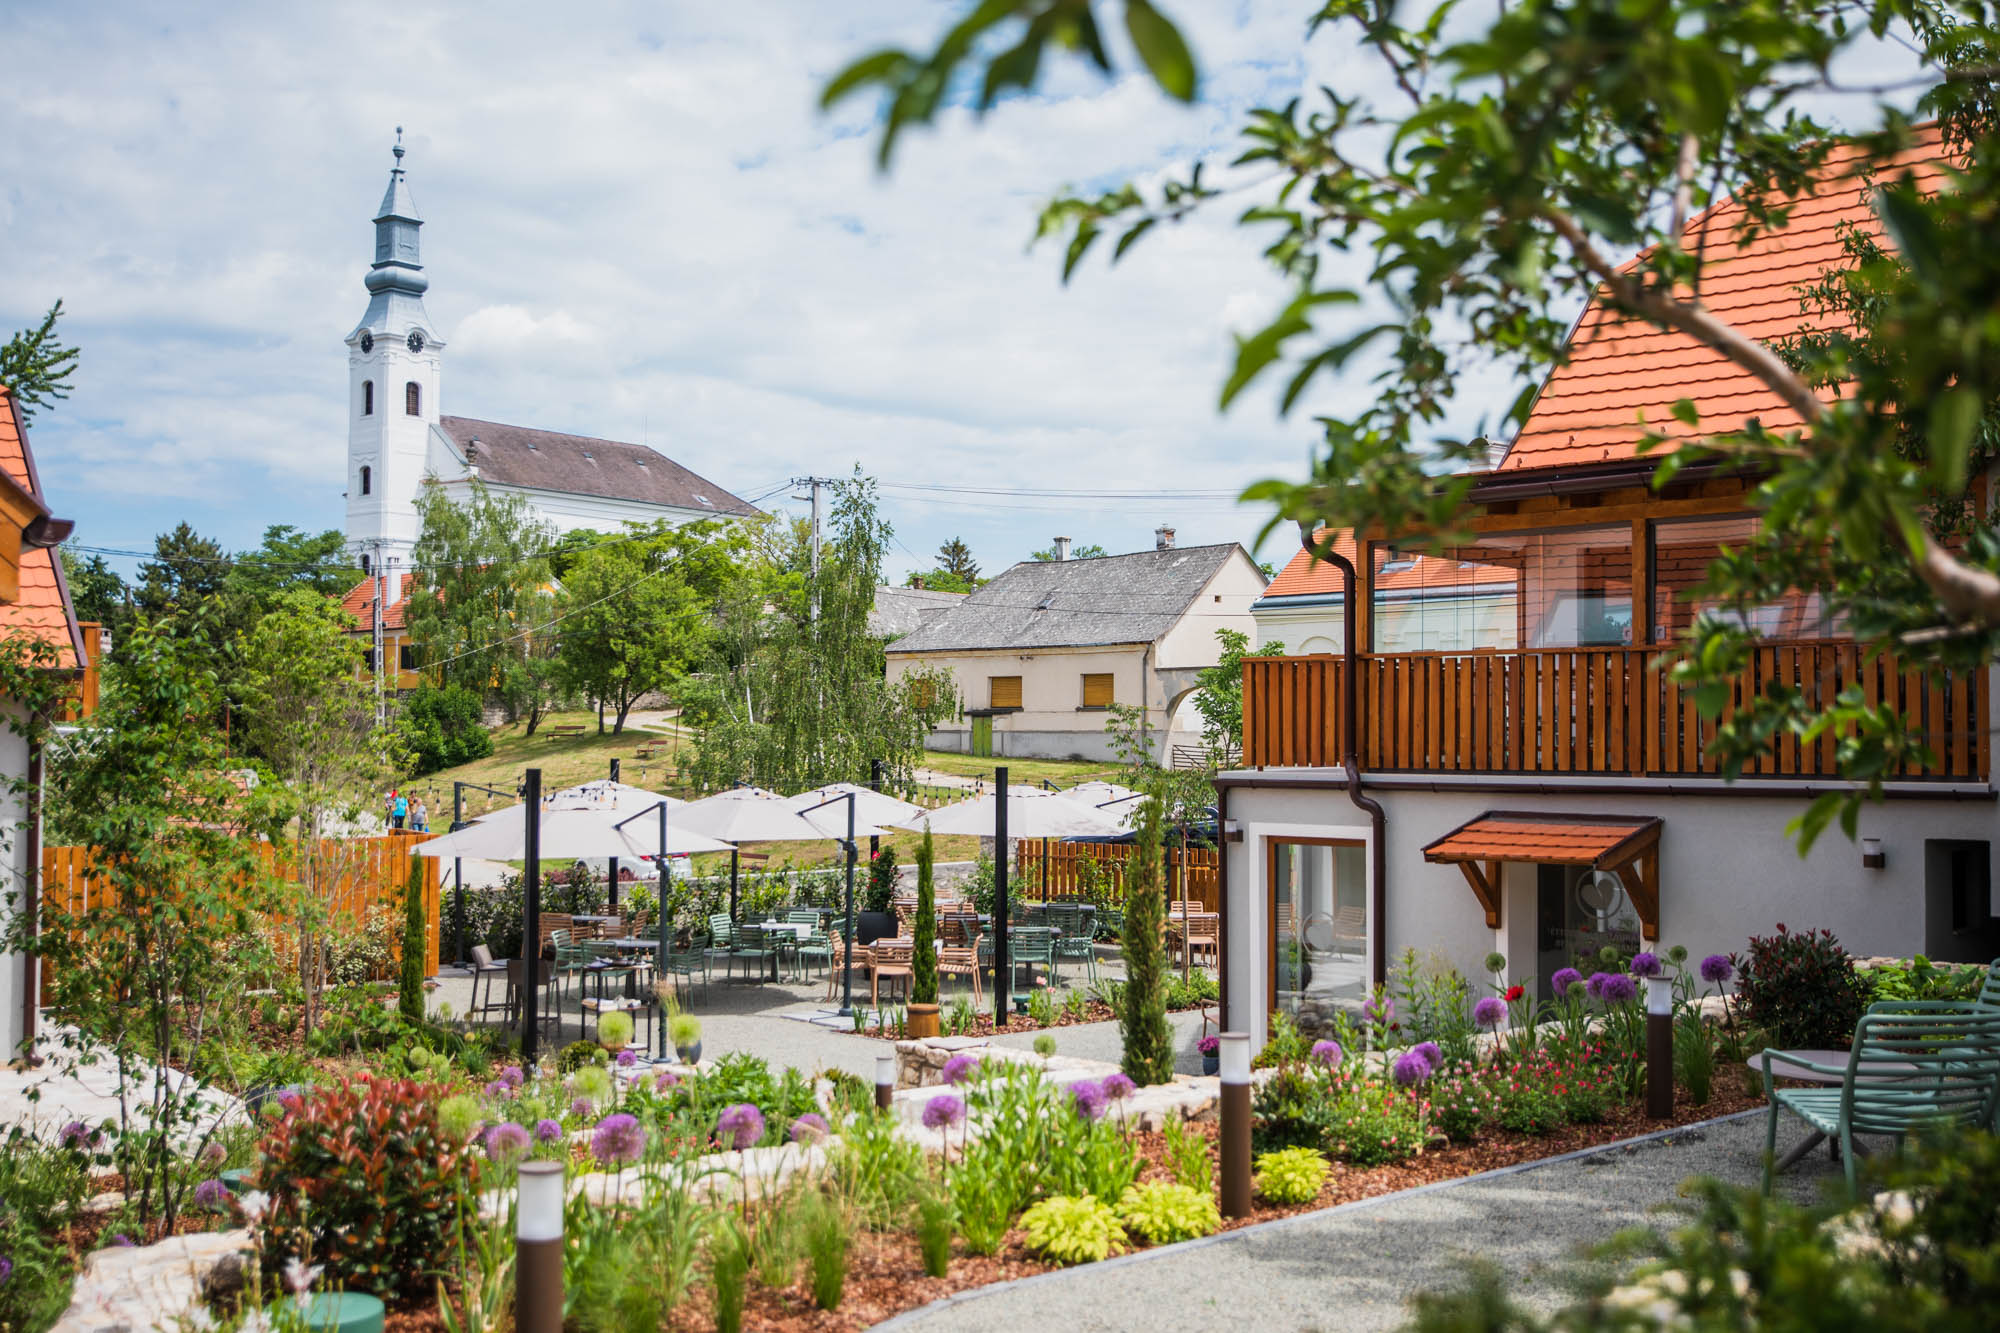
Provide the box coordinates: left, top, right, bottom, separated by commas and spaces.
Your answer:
906, 1003, 941, 1039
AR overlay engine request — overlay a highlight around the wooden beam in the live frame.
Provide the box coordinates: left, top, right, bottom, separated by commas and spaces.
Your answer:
1610, 845, 1661, 941
1455, 861, 1502, 929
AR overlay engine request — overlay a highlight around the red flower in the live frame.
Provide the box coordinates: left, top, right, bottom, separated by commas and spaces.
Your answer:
1504, 985, 1524, 1002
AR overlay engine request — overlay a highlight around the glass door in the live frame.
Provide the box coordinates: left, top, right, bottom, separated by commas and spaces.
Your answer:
1268, 839, 1367, 1037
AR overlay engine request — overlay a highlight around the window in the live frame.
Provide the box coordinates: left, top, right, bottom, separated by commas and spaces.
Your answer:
405, 381, 421, 415
1372, 525, 1631, 651
361, 649, 377, 671
1268, 838, 1368, 1033
989, 675, 1023, 709
359, 465, 371, 496
398, 644, 418, 671
360, 553, 371, 575
1924, 839, 2000, 962
1081, 673, 1114, 708
362, 380, 374, 415
1650, 515, 1839, 642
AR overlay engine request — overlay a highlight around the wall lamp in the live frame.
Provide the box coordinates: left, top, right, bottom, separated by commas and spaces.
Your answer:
1861, 837, 1886, 870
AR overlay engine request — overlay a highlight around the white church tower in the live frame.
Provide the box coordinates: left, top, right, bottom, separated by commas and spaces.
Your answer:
345, 131, 443, 574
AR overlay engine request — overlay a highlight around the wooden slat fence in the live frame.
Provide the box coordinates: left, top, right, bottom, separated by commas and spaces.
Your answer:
1016, 841, 1219, 913
1242, 646, 1988, 781
40, 831, 442, 988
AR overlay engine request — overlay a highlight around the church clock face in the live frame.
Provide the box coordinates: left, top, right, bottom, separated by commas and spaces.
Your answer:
407, 330, 426, 353
359, 330, 373, 353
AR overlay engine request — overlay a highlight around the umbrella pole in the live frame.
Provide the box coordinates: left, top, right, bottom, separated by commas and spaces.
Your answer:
994, 766, 1009, 1029
523, 767, 543, 1068
840, 795, 856, 1016
658, 799, 670, 1060
607, 758, 621, 913
730, 847, 740, 923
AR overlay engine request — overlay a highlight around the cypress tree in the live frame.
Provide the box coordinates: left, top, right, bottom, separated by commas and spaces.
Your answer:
398, 857, 427, 1023
1120, 783, 1173, 1085
911, 827, 938, 1005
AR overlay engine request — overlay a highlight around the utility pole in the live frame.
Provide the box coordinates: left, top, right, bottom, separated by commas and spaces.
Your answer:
791, 476, 831, 626
372, 542, 387, 727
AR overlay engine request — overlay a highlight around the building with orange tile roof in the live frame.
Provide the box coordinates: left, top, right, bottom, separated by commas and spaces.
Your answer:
1210, 128, 2000, 1056
0, 381, 90, 1062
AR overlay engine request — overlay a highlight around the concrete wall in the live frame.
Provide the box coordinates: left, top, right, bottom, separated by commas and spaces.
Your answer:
1223, 771, 1999, 1051
0, 711, 32, 1060
1155, 552, 1267, 668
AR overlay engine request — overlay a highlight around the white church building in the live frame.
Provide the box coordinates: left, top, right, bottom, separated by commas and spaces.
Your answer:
343, 135, 760, 581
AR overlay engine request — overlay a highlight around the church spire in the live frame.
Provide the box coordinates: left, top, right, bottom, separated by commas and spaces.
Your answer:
355, 128, 432, 339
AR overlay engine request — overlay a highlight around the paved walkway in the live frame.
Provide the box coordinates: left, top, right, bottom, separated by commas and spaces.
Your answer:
1, 1030, 244, 1146
884, 1111, 1838, 1332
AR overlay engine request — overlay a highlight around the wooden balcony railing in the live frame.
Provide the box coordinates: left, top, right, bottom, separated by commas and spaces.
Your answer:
1241, 644, 1990, 781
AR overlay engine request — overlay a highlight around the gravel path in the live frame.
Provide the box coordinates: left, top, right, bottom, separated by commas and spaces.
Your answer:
882, 1111, 1838, 1333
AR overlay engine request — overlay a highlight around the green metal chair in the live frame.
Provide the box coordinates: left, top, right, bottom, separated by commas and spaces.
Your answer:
730, 923, 778, 983
583, 940, 642, 1002
1762, 1003, 2000, 1195
703, 913, 735, 980
657, 935, 706, 1006
786, 910, 827, 981
1047, 904, 1099, 988
985, 924, 1056, 996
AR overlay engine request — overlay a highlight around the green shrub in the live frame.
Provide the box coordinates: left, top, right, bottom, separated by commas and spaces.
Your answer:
1033, 1033, 1057, 1058
1162, 1116, 1211, 1192
255, 1076, 481, 1297
1250, 1063, 1330, 1154
710, 1217, 749, 1333
1116, 1182, 1221, 1245
911, 830, 938, 1005
1675, 1012, 1715, 1106
558, 1040, 609, 1075
1027, 987, 1057, 1028
863, 845, 898, 914
0, 1133, 93, 1332
1493, 1063, 1566, 1135
1862, 954, 1986, 1004
596, 1008, 634, 1049
916, 1187, 955, 1277
951, 1151, 1017, 1256
398, 859, 427, 1023
1323, 1082, 1425, 1166
1255, 1146, 1330, 1205
830, 1108, 927, 1229
1119, 788, 1175, 1085
801, 1193, 851, 1310
1020, 1195, 1128, 1265
1429, 1065, 1495, 1144
1737, 924, 1868, 1049
1553, 1060, 1612, 1124
400, 683, 492, 776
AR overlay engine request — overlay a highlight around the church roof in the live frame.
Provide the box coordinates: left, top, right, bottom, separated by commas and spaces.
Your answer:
0, 384, 84, 670
437, 417, 762, 518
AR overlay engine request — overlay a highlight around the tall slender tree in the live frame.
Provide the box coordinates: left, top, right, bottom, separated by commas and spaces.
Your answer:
1119, 781, 1173, 1085
910, 826, 939, 1006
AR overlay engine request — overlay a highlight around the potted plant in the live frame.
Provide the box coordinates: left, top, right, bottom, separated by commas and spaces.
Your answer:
1198, 1033, 1220, 1077
597, 1007, 634, 1055
907, 827, 941, 1038
857, 847, 900, 944
670, 1012, 703, 1065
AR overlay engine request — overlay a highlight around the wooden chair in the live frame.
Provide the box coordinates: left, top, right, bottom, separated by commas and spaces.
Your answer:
824, 931, 867, 1002
870, 939, 915, 1009
891, 895, 923, 937
468, 944, 512, 1022
937, 925, 984, 1006
1180, 912, 1220, 970
1762, 1003, 2000, 1195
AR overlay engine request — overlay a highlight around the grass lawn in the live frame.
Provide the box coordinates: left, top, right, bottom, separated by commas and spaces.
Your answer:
918, 749, 1125, 788
400, 708, 689, 819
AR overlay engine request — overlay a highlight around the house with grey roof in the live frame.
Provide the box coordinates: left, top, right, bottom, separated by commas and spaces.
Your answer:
884, 531, 1268, 762
869, 583, 968, 640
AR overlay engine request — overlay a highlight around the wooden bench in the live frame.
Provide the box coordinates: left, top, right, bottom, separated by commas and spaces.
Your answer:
546, 724, 587, 740
634, 739, 668, 759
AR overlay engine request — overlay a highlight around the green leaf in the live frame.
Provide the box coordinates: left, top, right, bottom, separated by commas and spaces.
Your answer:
1670, 397, 1700, 427
1124, 0, 1197, 102
1111, 216, 1156, 264
1930, 386, 1979, 493
821, 50, 912, 109
1875, 186, 1942, 282
1569, 193, 1639, 244
1062, 223, 1101, 284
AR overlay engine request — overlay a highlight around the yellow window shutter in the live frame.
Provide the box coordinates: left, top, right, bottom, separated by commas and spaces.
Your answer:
990, 676, 1023, 709
1082, 673, 1114, 707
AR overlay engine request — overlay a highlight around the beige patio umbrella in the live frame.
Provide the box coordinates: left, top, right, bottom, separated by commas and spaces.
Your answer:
674, 786, 887, 919
784, 781, 925, 830
889, 787, 1124, 839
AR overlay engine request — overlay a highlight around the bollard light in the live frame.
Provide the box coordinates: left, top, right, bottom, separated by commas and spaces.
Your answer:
1218, 1031, 1252, 1219
875, 1052, 896, 1110
515, 1161, 564, 1333
1644, 975, 1675, 1120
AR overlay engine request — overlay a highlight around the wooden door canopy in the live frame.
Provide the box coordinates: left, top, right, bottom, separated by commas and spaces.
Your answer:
1420, 811, 1662, 939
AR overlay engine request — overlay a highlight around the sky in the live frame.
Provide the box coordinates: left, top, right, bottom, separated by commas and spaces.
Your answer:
2, 3, 1917, 586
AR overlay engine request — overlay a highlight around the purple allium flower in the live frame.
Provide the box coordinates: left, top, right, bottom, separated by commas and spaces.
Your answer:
59, 1120, 95, 1151
790, 1113, 831, 1144
941, 1053, 982, 1085
591, 1113, 646, 1166
1550, 967, 1584, 998
485, 1122, 532, 1163
483, 1080, 509, 1099
653, 1069, 680, 1093
0, 1255, 10, 1284
615, 1049, 637, 1068
192, 1178, 229, 1210
1473, 996, 1508, 1029
110, 1235, 133, 1248
1598, 973, 1638, 1004
1700, 954, 1735, 985
1391, 1049, 1432, 1087
1629, 951, 1663, 979
501, 1065, 526, 1088
1584, 972, 1611, 1002
569, 1096, 594, 1119
534, 1118, 564, 1143
717, 1103, 766, 1151
1197, 1035, 1220, 1057
1310, 1039, 1343, 1068
1362, 995, 1395, 1027
1411, 1041, 1442, 1074
922, 1094, 966, 1131
1069, 1080, 1108, 1121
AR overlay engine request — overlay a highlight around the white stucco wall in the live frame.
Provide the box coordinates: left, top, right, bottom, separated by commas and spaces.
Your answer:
890, 644, 1155, 760
1155, 551, 1267, 668
1223, 772, 1999, 1051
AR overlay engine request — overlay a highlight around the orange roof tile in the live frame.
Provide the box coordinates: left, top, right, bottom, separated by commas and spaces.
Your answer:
0, 384, 81, 669
1261, 528, 1518, 600
1501, 127, 1951, 472
340, 572, 415, 632
1422, 812, 1660, 867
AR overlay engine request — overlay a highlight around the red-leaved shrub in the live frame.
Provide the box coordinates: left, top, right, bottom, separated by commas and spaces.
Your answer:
1735, 924, 1868, 1050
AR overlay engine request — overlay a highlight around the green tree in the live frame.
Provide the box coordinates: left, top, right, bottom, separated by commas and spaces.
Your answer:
556, 520, 746, 733
20, 620, 279, 1232
686, 471, 954, 791
1119, 782, 1173, 1085
404, 481, 555, 724
225, 524, 359, 616
936, 536, 980, 584
399, 682, 493, 775
832, 1, 2000, 844
398, 857, 426, 1023
1031, 542, 1107, 561
0, 301, 79, 423
61, 550, 130, 638
133, 523, 244, 679
911, 827, 938, 1005
904, 567, 976, 593
1192, 628, 1285, 764
238, 588, 399, 1038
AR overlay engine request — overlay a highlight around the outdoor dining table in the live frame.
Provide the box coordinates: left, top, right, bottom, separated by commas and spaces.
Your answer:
1750, 1048, 1922, 1169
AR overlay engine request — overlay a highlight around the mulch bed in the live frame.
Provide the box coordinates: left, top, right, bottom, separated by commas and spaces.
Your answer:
848, 997, 1213, 1042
